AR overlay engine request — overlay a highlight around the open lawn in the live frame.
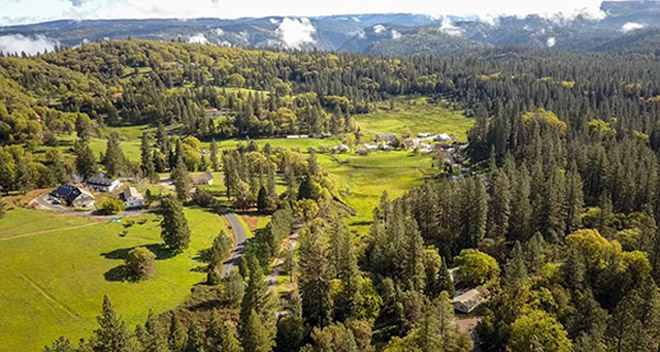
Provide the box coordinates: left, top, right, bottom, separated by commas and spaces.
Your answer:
318, 151, 436, 234
355, 98, 474, 141
0, 206, 226, 351
0, 207, 94, 239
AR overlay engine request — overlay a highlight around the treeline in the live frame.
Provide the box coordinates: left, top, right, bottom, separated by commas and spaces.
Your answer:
2, 40, 660, 145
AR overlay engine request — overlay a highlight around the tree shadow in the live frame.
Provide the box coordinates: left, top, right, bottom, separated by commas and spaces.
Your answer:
101, 243, 176, 261
194, 248, 213, 264
104, 264, 131, 282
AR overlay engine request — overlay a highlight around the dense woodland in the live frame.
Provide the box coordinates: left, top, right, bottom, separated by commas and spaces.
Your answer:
1, 39, 660, 351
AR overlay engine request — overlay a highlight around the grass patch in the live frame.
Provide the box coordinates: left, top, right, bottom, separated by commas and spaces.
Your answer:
0, 208, 94, 239
0, 206, 226, 351
355, 97, 473, 141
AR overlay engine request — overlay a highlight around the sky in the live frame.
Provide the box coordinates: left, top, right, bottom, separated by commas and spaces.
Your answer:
1, 0, 608, 26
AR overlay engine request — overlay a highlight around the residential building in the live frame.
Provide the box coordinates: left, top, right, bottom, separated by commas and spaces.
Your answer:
51, 184, 96, 208
119, 187, 144, 209
87, 176, 121, 192
452, 288, 485, 314
191, 172, 214, 186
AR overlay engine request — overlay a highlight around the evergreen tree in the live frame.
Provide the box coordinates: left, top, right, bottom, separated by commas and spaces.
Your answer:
438, 257, 456, 297
487, 170, 511, 240
168, 312, 187, 352
139, 310, 168, 352
74, 139, 97, 180
239, 256, 276, 351
206, 310, 242, 352
241, 310, 272, 352
184, 319, 205, 352
171, 156, 190, 201
298, 225, 333, 328
140, 133, 157, 182
160, 195, 191, 252
14, 155, 34, 193
275, 290, 303, 352
43, 337, 76, 352
92, 295, 138, 352
103, 131, 126, 178
210, 139, 219, 172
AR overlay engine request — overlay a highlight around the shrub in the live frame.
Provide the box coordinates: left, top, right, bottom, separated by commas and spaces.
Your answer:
193, 187, 214, 207
96, 197, 125, 215
125, 247, 156, 280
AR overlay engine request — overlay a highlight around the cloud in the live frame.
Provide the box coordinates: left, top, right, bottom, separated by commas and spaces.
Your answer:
0, 34, 60, 55
1, 0, 608, 26
620, 22, 645, 33
215, 28, 224, 35
276, 17, 316, 48
391, 30, 401, 39
269, 18, 278, 24
439, 18, 464, 37
188, 33, 209, 44
546, 37, 556, 47
373, 24, 386, 34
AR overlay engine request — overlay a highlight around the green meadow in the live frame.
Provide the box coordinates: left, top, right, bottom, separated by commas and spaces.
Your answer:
0, 206, 227, 351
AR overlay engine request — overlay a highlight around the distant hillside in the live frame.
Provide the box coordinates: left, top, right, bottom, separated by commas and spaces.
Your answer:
1, 1, 660, 55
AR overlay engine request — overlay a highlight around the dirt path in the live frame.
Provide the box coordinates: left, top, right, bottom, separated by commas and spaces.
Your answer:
266, 228, 300, 290
0, 221, 100, 242
18, 274, 79, 318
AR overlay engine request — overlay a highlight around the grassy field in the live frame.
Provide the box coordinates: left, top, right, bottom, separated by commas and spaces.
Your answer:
0, 208, 95, 239
318, 151, 436, 234
0, 206, 226, 351
355, 98, 474, 141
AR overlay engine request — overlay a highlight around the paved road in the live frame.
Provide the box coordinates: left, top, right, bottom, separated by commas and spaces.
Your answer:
220, 206, 248, 278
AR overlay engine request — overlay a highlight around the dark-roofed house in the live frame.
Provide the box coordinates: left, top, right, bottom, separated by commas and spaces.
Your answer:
50, 184, 96, 208
191, 172, 214, 186
87, 176, 121, 192
119, 187, 144, 209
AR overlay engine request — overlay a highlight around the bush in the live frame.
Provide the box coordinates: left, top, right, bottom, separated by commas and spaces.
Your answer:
193, 187, 214, 207
125, 247, 156, 280
96, 197, 125, 215
454, 249, 500, 286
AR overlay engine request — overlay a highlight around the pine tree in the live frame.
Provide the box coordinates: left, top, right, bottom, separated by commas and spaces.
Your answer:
92, 295, 138, 352
74, 139, 97, 180
43, 337, 76, 352
0, 155, 14, 195
210, 139, 219, 172
171, 156, 190, 201
257, 186, 269, 214
206, 310, 242, 352
103, 131, 126, 178
564, 164, 584, 234
239, 256, 276, 350
487, 170, 511, 240
298, 225, 333, 328
275, 290, 303, 352
184, 319, 205, 352
241, 310, 272, 352
14, 155, 34, 193
139, 310, 168, 352
160, 195, 191, 252
168, 312, 187, 352
438, 257, 456, 297
140, 133, 157, 182
403, 217, 426, 292
331, 217, 364, 321
504, 241, 528, 288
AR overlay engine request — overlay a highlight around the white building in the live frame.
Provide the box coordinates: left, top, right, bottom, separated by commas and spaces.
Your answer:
87, 176, 121, 192
434, 133, 452, 142
120, 187, 144, 209
452, 288, 485, 314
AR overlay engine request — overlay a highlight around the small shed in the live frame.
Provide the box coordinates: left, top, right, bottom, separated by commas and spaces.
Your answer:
120, 187, 144, 209
452, 288, 485, 314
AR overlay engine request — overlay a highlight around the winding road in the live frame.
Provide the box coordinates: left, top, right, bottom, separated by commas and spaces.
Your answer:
220, 206, 248, 278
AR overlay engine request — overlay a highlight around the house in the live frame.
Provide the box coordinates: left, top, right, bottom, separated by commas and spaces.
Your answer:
333, 144, 350, 153
434, 133, 452, 142
376, 132, 397, 143
417, 132, 432, 138
87, 176, 121, 192
452, 288, 485, 314
191, 172, 214, 186
51, 184, 96, 208
286, 135, 299, 139
119, 187, 144, 209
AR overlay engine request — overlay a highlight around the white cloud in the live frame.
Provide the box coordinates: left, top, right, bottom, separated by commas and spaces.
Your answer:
188, 33, 209, 44
0, 34, 60, 55
269, 18, 278, 24
373, 24, 386, 34
546, 37, 556, 47
439, 18, 464, 37
391, 30, 401, 39
620, 22, 645, 33
276, 17, 316, 48
215, 28, 224, 35
1, 0, 608, 26
351, 29, 366, 38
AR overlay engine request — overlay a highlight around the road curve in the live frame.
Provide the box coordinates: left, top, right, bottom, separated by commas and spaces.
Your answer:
220, 206, 248, 278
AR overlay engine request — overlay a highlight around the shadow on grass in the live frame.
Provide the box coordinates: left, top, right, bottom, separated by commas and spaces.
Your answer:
104, 264, 131, 282
101, 243, 176, 261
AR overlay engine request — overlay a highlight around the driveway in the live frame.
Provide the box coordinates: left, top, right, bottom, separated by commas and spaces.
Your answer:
220, 206, 248, 278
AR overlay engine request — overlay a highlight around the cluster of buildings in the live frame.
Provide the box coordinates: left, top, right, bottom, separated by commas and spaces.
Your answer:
50, 175, 145, 211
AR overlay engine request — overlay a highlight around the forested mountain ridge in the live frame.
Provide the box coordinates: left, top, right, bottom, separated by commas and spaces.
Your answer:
2, 1, 660, 56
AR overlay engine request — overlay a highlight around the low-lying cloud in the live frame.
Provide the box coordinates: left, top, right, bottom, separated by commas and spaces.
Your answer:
373, 24, 387, 34
0, 34, 60, 55
188, 33, 209, 44
546, 37, 556, 47
439, 18, 464, 37
620, 22, 645, 33
276, 18, 316, 48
